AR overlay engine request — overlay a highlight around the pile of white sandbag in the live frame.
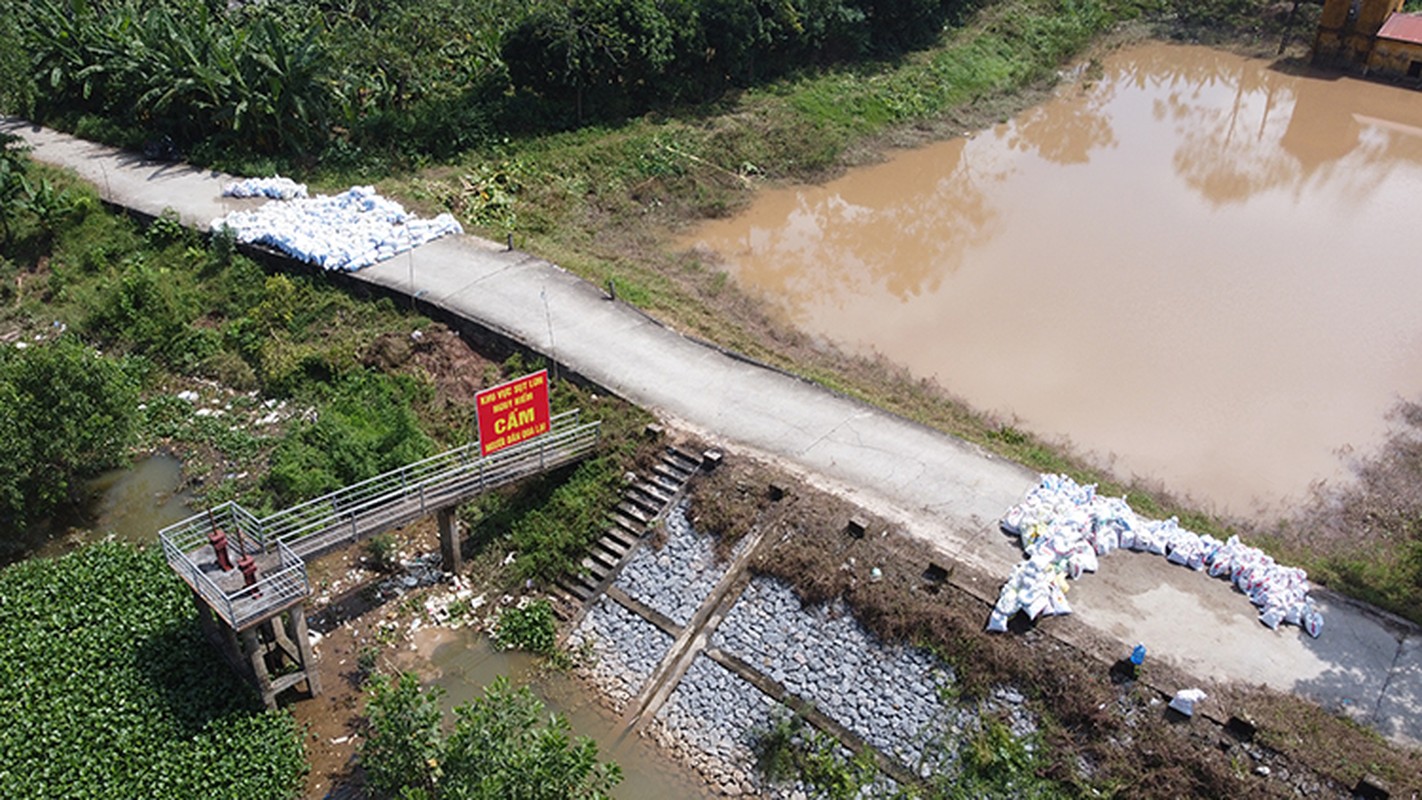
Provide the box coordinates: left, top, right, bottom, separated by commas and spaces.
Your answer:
211, 185, 463, 272
221, 176, 308, 200
987, 474, 1323, 637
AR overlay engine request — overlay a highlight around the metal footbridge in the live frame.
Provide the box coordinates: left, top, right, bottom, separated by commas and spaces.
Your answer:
161, 409, 600, 631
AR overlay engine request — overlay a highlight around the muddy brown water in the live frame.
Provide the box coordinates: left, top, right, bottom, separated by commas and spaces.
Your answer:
419, 627, 712, 799
685, 43, 1422, 517
23, 453, 195, 561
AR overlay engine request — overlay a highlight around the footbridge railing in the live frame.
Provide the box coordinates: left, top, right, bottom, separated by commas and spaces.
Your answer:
161, 409, 600, 629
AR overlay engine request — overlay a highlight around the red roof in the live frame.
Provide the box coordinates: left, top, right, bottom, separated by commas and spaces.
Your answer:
1377, 12, 1422, 45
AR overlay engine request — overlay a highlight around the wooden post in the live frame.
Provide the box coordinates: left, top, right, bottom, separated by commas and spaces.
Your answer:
438, 507, 462, 575
290, 603, 321, 697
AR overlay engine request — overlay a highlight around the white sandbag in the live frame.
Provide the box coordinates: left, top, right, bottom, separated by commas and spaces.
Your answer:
1304, 605, 1325, 638
212, 185, 464, 272
222, 175, 308, 200
1168, 688, 1207, 716
995, 474, 1324, 638
985, 609, 1010, 632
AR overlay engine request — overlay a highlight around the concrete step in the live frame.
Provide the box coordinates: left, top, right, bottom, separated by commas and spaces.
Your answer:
583, 549, 617, 574
594, 537, 628, 562
617, 501, 653, 525
558, 576, 594, 601
633, 481, 673, 505
609, 511, 646, 538
648, 471, 683, 493
601, 527, 636, 552
622, 490, 661, 516
653, 461, 692, 484
665, 447, 702, 473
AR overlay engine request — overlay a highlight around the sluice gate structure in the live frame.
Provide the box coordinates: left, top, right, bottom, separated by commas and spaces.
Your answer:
160, 409, 600, 707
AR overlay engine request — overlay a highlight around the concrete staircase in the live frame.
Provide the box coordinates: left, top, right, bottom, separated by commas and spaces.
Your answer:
550, 445, 707, 621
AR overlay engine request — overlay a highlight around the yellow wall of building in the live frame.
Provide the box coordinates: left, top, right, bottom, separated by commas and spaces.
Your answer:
1315, 0, 1406, 65
1368, 38, 1422, 79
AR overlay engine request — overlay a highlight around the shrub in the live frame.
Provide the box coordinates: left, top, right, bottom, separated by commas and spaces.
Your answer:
362, 672, 621, 800
0, 336, 140, 534
494, 598, 559, 657
509, 457, 622, 583
264, 370, 434, 505
364, 532, 401, 573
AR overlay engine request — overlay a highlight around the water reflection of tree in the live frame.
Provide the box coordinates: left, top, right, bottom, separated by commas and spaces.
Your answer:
742, 142, 1003, 319
1005, 79, 1119, 165
1133, 46, 1422, 207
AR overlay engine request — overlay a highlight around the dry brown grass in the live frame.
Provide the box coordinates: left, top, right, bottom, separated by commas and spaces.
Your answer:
687, 458, 1398, 798
1256, 400, 1422, 623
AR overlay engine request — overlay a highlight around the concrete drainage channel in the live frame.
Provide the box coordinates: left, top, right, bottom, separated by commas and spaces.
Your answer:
555, 450, 1034, 798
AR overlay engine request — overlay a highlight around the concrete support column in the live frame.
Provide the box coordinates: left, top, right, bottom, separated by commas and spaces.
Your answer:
438, 507, 463, 575
240, 627, 276, 710
290, 603, 322, 697
193, 590, 221, 648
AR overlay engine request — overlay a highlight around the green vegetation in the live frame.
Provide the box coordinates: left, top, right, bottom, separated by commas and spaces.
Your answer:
2, 0, 980, 164
1261, 400, 1422, 622
264, 371, 434, 505
753, 713, 880, 799
0, 542, 306, 799
494, 598, 560, 658
362, 672, 620, 800
364, 532, 402, 574
938, 718, 1056, 799
0, 142, 446, 529
462, 370, 655, 585
755, 715, 1058, 800
0, 335, 141, 536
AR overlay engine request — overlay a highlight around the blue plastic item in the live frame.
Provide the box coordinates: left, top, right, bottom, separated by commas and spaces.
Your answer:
1130, 643, 1146, 666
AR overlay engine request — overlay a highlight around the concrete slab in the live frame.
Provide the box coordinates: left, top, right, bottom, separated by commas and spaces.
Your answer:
9, 117, 1421, 748
1371, 635, 1422, 745
0, 118, 256, 229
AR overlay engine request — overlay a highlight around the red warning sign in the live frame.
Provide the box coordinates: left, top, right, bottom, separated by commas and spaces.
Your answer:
475, 370, 552, 456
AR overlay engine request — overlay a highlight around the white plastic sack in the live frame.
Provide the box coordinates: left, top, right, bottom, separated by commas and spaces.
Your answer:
222, 176, 308, 200
211, 185, 463, 272
992, 474, 1324, 638
1168, 688, 1207, 717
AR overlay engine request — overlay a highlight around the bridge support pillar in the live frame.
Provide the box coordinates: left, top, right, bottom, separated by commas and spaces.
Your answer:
438, 507, 463, 575
195, 592, 322, 710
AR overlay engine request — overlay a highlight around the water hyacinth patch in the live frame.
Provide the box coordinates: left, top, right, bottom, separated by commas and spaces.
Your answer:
0, 542, 306, 799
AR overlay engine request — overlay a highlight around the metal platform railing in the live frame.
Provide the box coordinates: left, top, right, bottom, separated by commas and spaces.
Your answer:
161, 410, 600, 629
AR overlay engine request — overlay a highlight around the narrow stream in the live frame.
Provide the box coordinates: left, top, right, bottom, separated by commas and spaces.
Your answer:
685, 43, 1422, 517
23, 452, 195, 562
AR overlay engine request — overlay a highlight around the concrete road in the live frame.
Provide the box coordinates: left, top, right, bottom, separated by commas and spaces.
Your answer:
6, 118, 1418, 747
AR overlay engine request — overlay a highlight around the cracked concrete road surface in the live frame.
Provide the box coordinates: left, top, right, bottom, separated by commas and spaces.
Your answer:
6, 118, 1419, 747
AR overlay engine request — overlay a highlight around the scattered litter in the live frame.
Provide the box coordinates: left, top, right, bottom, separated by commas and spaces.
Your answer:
1130, 643, 1146, 666
1169, 688, 1207, 717
990, 474, 1323, 637
176, 390, 199, 403
222, 176, 308, 200
211, 186, 463, 272
331, 735, 351, 746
